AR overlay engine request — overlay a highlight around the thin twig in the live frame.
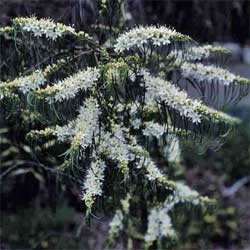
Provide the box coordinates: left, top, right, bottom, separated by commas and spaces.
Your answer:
0, 161, 82, 185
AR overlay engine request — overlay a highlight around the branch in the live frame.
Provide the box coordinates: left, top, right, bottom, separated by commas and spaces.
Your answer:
220, 176, 250, 197
0, 161, 82, 185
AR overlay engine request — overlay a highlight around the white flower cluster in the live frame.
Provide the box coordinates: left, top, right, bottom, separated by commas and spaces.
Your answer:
14, 17, 75, 40
168, 45, 230, 63
99, 126, 174, 186
82, 159, 106, 210
0, 88, 10, 100
145, 207, 175, 244
54, 123, 75, 142
164, 182, 201, 210
136, 152, 173, 188
46, 67, 100, 102
180, 62, 237, 86
0, 70, 46, 99
143, 121, 165, 138
18, 70, 46, 94
158, 208, 175, 238
53, 98, 100, 151
175, 182, 200, 205
1, 59, 66, 100
99, 125, 134, 176
114, 26, 190, 53
145, 208, 160, 243
185, 45, 211, 61
142, 70, 202, 124
71, 98, 100, 150
105, 59, 128, 84
109, 210, 124, 240
127, 137, 175, 188
143, 158, 166, 182
145, 182, 210, 245
129, 102, 142, 129
108, 194, 130, 241
0, 26, 14, 35
131, 118, 142, 129
197, 104, 241, 125
185, 45, 229, 61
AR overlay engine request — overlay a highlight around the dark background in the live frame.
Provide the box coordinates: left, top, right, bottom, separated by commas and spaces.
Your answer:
0, 0, 249, 44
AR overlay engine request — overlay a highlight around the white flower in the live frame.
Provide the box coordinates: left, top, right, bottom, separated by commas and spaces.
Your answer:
15, 17, 75, 40
109, 210, 124, 239
163, 182, 213, 211
47, 67, 99, 102
139, 156, 172, 187
0, 68, 49, 99
143, 121, 165, 138
144, 158, 165, 181
129, 137, 175, 188
142, 70, 202, 124
180, 62, 237, 86
145, 207, 175, 244
131, 118, 142, 129
185, 45, 230, 61
185, 45, 211, 61
145, 208, 160, 243
158, 208, 175, 238
1, 59, 66, 100
163, 182, 201, 209
82, 159, 106, 210
49, 98, 100, 150
99, 125, 134, 175
70, 98, 100, 150
54, 122, 75, 142
175, 182, 199, 204
7, 70, 46, 95
139, 70, 242, 125
54, 98, 100, 151
20, 70, 46, 93
108, 194, 130, 240
168, 45, 230, 63
100, 126, 130, 161
129, 102, 142, 129
115, 26, 190, 53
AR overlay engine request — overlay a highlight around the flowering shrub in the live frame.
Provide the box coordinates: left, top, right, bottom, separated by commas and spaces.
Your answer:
0, 8, 249, 249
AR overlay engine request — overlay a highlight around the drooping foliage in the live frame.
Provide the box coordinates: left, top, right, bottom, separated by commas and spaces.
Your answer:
0, 2, 249, 248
